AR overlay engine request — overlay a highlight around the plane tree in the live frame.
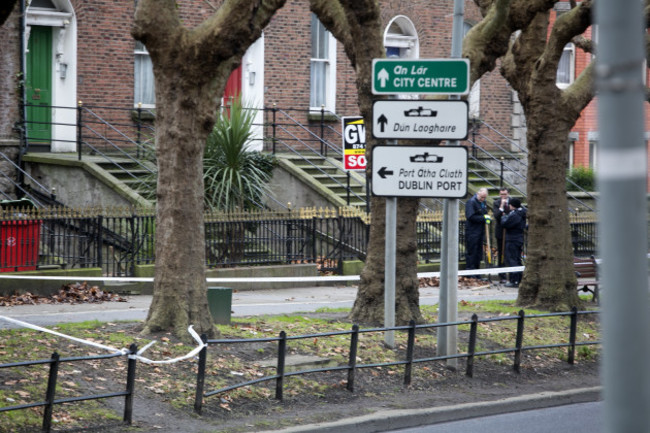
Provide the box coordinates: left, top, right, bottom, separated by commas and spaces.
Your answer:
132, 0, 286, 337
310, 0, 423, 325
463, 0, 598, 309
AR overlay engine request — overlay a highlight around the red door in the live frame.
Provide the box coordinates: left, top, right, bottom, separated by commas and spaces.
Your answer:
223, 65, 242, 106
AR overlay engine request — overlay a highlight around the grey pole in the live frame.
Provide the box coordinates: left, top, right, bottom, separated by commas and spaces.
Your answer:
384, 138, 398, 348
595, 1, 650, 432
438, 0, 464, 366
384, 195, 396, 348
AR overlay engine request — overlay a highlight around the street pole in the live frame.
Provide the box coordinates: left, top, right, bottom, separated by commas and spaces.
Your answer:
384, 139, 398, 348
438, 0, 464, 367
595, 1, 650, 432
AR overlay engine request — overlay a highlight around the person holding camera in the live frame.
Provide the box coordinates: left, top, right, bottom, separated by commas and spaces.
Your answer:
500, 197, 527, 287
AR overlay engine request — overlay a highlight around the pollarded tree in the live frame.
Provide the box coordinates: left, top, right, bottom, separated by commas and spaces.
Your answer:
310, 0, 423, 325
463, 0, 600, 309
132, 0, 286, 337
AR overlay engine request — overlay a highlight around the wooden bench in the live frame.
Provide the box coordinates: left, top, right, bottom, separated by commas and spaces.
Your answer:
574, 255, 599, 303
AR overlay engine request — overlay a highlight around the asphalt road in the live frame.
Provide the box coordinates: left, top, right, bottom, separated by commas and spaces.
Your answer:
385, 401, 602, 433
0, 283, 519, 329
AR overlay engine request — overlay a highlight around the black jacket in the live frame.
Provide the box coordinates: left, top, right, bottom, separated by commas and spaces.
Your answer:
501, 207, 527, 243
465, 194, 487, 236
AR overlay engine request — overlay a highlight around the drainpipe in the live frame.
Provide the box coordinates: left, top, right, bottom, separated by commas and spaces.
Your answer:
16, 0, 27, 193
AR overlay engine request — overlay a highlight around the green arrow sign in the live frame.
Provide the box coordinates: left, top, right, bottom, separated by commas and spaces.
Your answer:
372, 59, 470, 95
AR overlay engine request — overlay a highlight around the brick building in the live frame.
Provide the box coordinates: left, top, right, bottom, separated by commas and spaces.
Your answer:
0, 0, 515, 153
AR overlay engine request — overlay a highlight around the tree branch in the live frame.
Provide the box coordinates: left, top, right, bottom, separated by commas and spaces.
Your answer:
561, 61, 595, 116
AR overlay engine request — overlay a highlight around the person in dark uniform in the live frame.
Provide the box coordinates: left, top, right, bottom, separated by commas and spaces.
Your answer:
493, 188, 510, 283
500, 197, 527, 287
465, 187, 490, 277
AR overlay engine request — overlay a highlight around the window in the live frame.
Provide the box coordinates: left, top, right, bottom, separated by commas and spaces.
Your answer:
134, 41, 155, 107
464, 22, 481, 119
384, 16, 418, 59
589, 141, 598, 169
556, 43, 575, 88
310, 15, 336, 112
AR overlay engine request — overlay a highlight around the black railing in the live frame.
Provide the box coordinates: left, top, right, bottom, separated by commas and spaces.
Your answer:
0, 308, 599, 428
0, 344, 138, 433
193, 308, 599, 413
0, 207, 603, 276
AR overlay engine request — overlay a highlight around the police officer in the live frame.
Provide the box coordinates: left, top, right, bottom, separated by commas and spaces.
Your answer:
465, 187, 490, 278
493, 188, 510, 283
500, 197, 527, 287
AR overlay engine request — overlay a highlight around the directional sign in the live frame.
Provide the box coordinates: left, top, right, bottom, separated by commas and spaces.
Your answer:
372, 59, 469, 95
371, 145, 468, 198
372, 100, 468, 140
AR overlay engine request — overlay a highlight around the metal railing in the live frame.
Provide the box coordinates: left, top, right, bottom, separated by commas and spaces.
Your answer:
0, 345, 138, 433
193, 308, 600, 413
0, 207, 604, 276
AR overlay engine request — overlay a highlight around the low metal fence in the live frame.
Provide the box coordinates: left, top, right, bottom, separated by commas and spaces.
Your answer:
193, 308, 600, 413
0, 207, 600, 276
0, 344, 138, 433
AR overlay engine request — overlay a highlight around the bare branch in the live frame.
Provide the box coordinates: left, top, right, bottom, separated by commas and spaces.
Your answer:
572, 36, 594, 54
561, 61, 595, 117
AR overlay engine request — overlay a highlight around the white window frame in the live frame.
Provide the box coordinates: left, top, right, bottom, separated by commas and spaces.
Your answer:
134, 40, 155, 107
464, 22, 481, 119
556, 43, 575, 89
384, 15, 419, 59
309, 15, 336, 113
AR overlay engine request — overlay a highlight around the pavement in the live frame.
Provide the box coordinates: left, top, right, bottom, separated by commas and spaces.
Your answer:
0, 282, 521, 328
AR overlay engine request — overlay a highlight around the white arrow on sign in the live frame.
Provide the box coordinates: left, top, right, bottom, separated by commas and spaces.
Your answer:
371, 145, 468, 198
377, 68, 390, 87
372, 100, 468, 140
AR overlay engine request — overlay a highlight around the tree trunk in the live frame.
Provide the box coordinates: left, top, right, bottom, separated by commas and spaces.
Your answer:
133, 0, 286, 338
517, 114, 581, 310
350, 195, 423, 325
143, 79, 215, 336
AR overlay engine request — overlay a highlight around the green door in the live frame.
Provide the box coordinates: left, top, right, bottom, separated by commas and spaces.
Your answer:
26, 26, 52, 147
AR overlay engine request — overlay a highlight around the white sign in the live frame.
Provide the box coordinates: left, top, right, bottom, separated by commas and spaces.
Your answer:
372, 101, 468, 140
371, 145, 468, 198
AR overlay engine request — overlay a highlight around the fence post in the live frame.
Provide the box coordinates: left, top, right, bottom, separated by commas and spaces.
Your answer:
194, 334, 208, 414
272, 104, 277, 154
346, 172, 351, 206
123, 343, 138, 424
499, 157, 504, 188
275, 331, 286, 401
77, 101, 83, 161
347, 324, 359, 392
466, 314, 478, 377
320, 105, 325, 156
136, 102, 142, 159
96, 215, 103, 272
513, 310, 525, 373
42, 352, 60, 433
568, 307, 578, 365
404, 320, 416, 386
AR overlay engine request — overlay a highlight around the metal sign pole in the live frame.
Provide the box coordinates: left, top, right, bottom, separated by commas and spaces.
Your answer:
384, 139, 398, 348
438, 0, 465, 368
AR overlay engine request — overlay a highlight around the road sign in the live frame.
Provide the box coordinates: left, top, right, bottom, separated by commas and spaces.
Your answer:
372, 100, 468, 140
342, 116, 366, 171
372, 59, 469, 95
371, 145, 468, 198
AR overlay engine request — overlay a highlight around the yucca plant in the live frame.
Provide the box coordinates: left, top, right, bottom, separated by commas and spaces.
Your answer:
203, 98, 275, 264
203, 98, 275, 211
